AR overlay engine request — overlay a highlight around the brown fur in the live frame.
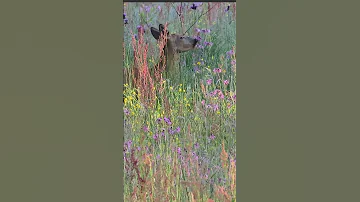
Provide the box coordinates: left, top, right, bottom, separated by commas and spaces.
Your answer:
150, 24, 198, 84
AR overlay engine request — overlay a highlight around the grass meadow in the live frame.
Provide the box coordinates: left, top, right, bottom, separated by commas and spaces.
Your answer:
123, 2, 236, 201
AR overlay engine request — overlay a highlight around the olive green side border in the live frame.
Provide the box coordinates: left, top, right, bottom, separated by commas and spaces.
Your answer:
238, 1, 360, 201
0, 0, 124, 201
1, 0, 360, 202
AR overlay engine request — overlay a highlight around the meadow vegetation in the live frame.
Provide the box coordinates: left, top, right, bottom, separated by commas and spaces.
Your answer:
123, 2, 236, 201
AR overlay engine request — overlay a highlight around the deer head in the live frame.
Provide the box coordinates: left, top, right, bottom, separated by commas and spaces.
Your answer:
150, 24, 199, 54
150, 24, 198, 83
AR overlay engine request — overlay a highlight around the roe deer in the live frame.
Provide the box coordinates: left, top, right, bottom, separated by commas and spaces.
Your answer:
150, 24, 199, 84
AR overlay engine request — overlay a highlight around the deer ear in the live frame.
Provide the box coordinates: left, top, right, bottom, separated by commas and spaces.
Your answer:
151, 27, 160, 40
159, 24, 170, 36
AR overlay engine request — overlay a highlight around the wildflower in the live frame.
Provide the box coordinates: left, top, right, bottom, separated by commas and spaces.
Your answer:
224, 80, 229, 85
231, 59, 236, 65
190, 3, 202, 10
202, 29, 211, 34
156, 155, 161, 160
137, 25, 144, 34
156, 118, 162, 124
124, 18, 128, 24
143, 126, 149, 132
134, 34, 138, 40
226, 50, 235, 58
196, 44, 204, 49
213, 104, 219, 111
164, 117, 172, 125
126, 140, 132, 149
206, 79, 212, 85
193, 66, 200, 73
194, 142, 199, 149
225, 5, 230, 12
157, 6, 161, 12
177, 147, 181, 155
153, 133, 159, 141
144, 6, 150, 13
213, 68, 222, 73
195, 28, 201, 33
201, 100, 205, 105
168, 127, 175, 135
210, 134, 216, 140
123, 13, 126, 19
175, 127, 181, 133
124, 108, 130, 115
204, 41, 213, 46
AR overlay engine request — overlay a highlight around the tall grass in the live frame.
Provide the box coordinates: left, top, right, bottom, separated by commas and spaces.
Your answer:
124, 2, 236, 201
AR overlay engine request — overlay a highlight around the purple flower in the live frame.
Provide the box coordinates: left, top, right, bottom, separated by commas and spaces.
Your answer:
195, 28, 201, 33
124, 108, 130, 115
144, 6, 150, 13
209, 134, 216, 140
191, 3, 202, 10
137, 25, 144, 34
168, 127, 175, 135
206, 79, 212, 85
226, 50, 235, 57
213, 104, 219, 111
124, 19, 128, 25
195, 35, 202, 41
164, 117, 172, 125
143, 126, 149, 132
157, 6, 161, 11
224, 80, 229, 85
219, 92, 225, 99
225, 5, 230, 12
231, 60, 236, 65
196, 44, 204, 49
193, 66, 200, 73
156, 118, 162, 124
156, 155, 161, 160
194, 142, 199, 149
177, 147, 181, 155
123, 13, 126, 19
153, 133, 159, 141
126, 140, 132, 149
175, 127, 181, 133
213, 68, 222, 73
204, 41, 213, 46
202, 29, 211, 34
201, 100, 205, 106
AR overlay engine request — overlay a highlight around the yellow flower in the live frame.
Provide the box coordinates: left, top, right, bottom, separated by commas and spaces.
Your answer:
180, 84, 182, 86
217, 111, 220, 114
170, 86, 173, 90
179, 88, 182, 92
197, 62, 201, 65
183, 89, 186, 93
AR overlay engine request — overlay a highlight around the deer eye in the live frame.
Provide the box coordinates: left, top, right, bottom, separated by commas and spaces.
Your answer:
180, 36, 184, 39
